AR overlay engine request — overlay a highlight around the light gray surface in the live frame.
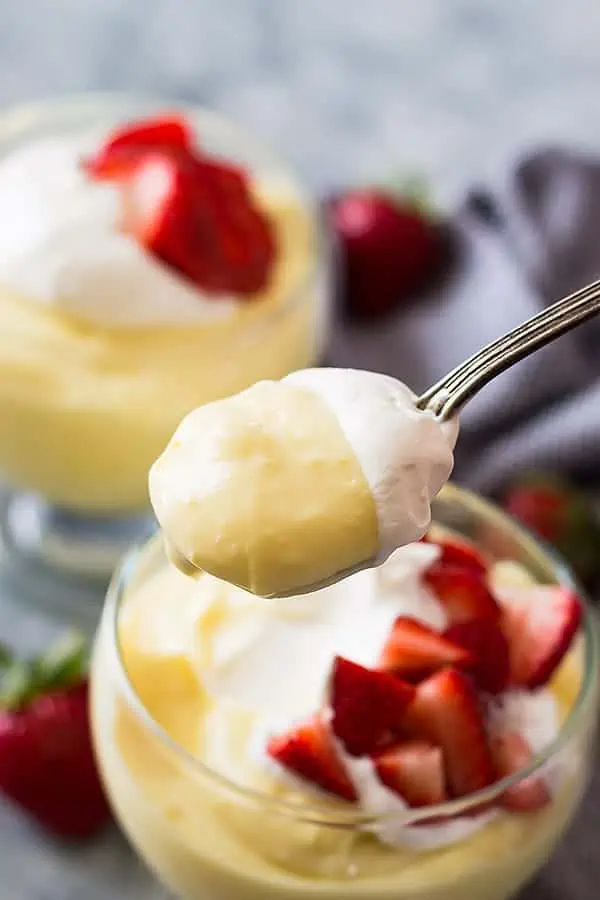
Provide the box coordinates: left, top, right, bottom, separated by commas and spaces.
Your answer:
1, 1, 600, 897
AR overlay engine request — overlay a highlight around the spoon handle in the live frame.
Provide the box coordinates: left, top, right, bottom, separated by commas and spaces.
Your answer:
417, 278, 600, 421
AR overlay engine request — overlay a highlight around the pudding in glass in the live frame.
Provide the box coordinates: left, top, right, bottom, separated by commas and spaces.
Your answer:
91, 486, 598, 900
0, 94, 328, 584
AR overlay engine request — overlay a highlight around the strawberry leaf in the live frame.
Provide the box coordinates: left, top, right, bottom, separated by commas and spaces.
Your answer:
0, 631, 88, 712
0, 660, 37, 710
32, 631, 88, 694
381, 173, 436, 217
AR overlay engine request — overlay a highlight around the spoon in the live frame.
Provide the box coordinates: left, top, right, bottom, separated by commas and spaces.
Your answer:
169, 277, 600, 595
416, 276, 600, 420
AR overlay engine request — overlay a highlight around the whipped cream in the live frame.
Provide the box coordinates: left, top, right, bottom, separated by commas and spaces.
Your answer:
0, 134, 243, 327
285, 368, 459, 562
194, 543, 561, 851
196, 540, 444, 716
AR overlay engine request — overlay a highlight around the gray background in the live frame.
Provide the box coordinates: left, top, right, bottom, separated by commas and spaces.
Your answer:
1, 1, 599, 897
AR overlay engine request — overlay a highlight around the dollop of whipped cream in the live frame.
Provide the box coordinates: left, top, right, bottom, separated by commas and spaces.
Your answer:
0, 134, 240, 327
285, 368, 459, 563
193, 542, 561, 850
198, 540, 444, 716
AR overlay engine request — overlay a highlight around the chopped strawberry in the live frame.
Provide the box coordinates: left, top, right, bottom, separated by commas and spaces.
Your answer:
329, 656, 415, 757
267, 715, 356, 802
0, 634, 111, 840
428, 535, 489, 574
378, 616, 474, 681
83, 114, 193, 178
490, 731, 550, 812
403, 668, 495, 799
373, 740, 447, 807
444, 618, 510, 694
424, 564, 500, 623
500, 586, 582, 689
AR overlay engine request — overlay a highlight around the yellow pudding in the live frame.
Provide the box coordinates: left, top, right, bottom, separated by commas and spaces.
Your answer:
91, 523, 598, 900
150, 379, 377, 596
150, 368, 457, 597
0, 183, 321, 512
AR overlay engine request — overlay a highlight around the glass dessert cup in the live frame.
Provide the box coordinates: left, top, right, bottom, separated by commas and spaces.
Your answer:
0, 93, 330, 616
91, 484, 599, 900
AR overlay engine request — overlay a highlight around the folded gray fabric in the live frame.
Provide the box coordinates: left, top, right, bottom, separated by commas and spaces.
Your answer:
330, 148, 600, 495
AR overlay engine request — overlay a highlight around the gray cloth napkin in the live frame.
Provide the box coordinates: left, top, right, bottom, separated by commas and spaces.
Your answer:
330, 148, 600, 495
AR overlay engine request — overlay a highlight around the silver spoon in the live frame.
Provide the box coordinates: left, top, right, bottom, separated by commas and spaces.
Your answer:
416, 276, 600, 420
170, 277, 600, 595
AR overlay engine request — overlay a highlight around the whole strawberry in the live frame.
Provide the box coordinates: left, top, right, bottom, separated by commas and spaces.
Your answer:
0, 633, 111, 840
327, 186, 442, 319
501, 472, 600, 589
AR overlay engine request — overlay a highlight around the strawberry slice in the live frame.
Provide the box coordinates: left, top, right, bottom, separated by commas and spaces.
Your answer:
500, 586, 582, 689
444, 618, 510, 694
189, 158, 275, 295
429, 535, 489, 573
109, 148, 274, 296
85, 114, 276, 296
490, 731, 550, 812
378, 616, 474, 681
117, 151, 189, 243
373, 740, 447, 807
424, 564, 500, 623
403, 668, 495, 798
330, 656, 415, 757
267, 715, 356, 802
84, 114, 193, 178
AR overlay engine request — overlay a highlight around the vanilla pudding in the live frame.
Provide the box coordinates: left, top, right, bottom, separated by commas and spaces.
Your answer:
91, 489, 599, 900
150, 369, 457, 596
0, 99, 325, 513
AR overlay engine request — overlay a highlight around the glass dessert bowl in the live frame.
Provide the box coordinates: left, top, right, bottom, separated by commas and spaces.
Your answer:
0, 93, 329, 603
91, 484, 599, 900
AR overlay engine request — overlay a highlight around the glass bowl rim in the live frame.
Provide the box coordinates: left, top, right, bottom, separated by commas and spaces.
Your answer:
100, 482, 599, 829
0, 90, 331, 333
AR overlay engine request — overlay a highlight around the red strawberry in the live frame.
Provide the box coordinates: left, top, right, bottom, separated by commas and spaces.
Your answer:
0, 634, 111, 840
490, 731, 550, 812
267, 715, 356, 802
83, 114, 193, 178
111, 150, 275, 296
86, 119, 275, 297
403, 668, 495, 799
504, 483, 566, 543
189, 157, 275, 295
499, 585, 582, 689
378, 616, 474, 681
329, 656, 415, 756
444, 618, 510, 694
424, 564, 500, 623
373, 740, 447, 807
425, 534, 488, 574
328, 188, 441, 319
501, 472, 600, 589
